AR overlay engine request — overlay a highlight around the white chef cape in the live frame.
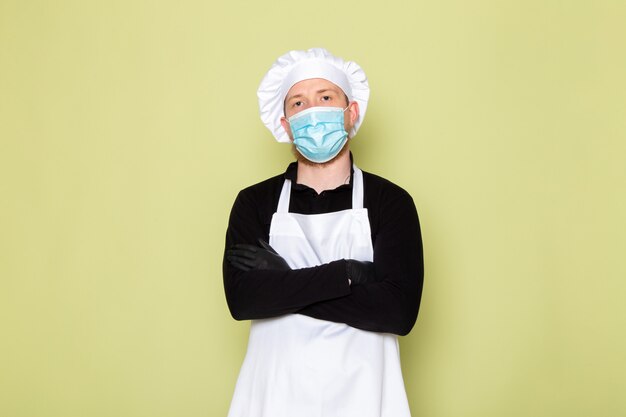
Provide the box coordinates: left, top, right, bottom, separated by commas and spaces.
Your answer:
227, 166, 411, 417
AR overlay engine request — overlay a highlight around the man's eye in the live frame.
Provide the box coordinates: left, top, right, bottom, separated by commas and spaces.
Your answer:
321, 96, 331, 101
293, 101, 303, 107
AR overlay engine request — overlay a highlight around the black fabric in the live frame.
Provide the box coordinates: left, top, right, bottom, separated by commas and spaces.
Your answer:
223, 159, 424, 336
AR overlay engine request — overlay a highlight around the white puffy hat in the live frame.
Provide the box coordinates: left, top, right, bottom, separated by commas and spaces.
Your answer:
257, 48, 370, 143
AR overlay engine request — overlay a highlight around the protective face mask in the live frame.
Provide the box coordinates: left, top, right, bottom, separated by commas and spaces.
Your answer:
288, 106, 349, 164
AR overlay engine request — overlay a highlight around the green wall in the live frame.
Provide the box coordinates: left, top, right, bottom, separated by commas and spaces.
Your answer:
1, 1, 625, 416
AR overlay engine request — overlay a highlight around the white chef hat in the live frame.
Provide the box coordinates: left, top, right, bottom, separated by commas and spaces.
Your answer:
257, 48, 370, 143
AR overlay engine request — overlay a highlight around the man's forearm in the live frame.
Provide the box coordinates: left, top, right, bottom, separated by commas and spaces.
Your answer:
297, 271, 423, 336
223, 259, 351, 320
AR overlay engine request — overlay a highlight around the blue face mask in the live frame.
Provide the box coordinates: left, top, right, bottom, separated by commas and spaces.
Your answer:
288, 106, 349, 164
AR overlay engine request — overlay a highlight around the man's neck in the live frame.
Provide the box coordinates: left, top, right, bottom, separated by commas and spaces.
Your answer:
296, 148, 352, 194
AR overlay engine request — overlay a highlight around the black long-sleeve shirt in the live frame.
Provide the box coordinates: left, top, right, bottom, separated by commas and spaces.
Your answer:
223, 160, 424, 336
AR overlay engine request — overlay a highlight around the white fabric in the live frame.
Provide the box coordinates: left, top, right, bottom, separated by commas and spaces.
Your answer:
227, 166, 411, 417
257, 48, 370, 143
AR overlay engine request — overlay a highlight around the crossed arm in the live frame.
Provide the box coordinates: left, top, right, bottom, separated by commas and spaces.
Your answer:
222, 184, 423, 335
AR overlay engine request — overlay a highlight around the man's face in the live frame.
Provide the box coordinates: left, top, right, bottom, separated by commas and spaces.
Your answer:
280, 78, 359, 142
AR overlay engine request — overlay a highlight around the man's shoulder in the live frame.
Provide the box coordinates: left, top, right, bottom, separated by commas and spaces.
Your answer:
361, 170, 419, 221
362, 170, 412, 200
236, 172, 285, 204
242, 172, 284, 191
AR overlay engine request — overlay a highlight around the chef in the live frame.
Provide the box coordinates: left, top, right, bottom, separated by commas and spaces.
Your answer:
223, 47, 424, 417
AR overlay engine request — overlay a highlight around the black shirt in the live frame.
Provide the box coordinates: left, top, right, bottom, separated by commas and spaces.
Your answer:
223, 159, 424, 336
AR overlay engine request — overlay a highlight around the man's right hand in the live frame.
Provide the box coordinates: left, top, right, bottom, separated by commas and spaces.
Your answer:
226, 239, 291, 272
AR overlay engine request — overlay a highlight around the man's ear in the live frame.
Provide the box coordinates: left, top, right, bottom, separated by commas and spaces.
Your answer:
280, 117, 293, 142
349, 101, 359, 124
346, 101, 359, 131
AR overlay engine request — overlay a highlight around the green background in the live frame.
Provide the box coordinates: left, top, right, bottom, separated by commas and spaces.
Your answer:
1, 1, 625, 416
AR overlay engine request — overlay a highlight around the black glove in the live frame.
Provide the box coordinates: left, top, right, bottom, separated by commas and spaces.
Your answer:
226, 238, 291, 272
345, 259, 376, 285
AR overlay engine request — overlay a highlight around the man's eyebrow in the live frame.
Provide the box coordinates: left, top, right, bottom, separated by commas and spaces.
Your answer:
286, 88, 340, 101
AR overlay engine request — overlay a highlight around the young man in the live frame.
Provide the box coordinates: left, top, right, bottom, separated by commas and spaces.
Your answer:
223, 48, 423, 417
